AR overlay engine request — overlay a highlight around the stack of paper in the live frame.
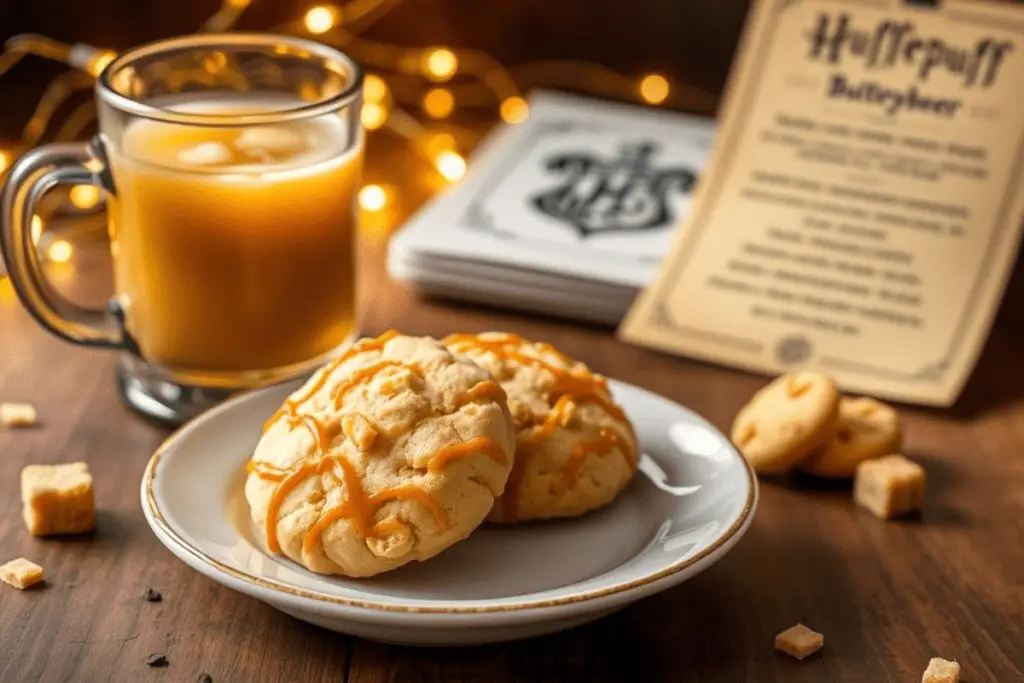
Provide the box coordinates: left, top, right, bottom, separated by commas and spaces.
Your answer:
388, 91, 716, 324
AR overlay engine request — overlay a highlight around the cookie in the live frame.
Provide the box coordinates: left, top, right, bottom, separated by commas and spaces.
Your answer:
444, 332, 637, 523
245, 331, 516, 577
799, 397, 901, 478
731, 372, 840, 474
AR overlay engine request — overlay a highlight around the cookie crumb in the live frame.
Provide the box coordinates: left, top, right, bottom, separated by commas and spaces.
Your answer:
0, 558, 44, 589
21, 462, 96, 536
854, 454, 925, 519
198, 674, 214, 683
774, 623, 824, 660
922, 657, 960, 683
145, 653, 169, 668
1, 403, 38, 428
143, 587, 162, 602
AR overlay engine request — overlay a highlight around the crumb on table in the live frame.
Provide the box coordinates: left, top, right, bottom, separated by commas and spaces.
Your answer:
0, 558, 44, 589
854, 454, 925, 519
774, 623, 824, 660
1, 403, 38, 428
922, 657, 961, 683
21, 462, 96, 536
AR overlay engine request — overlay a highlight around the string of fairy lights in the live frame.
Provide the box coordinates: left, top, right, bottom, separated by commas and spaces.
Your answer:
0, 0, 715, 265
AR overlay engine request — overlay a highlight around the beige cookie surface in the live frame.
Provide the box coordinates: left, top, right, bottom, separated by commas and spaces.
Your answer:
799, 397, 901, 478
245, 331, 516, 578
731, 372, 840, 474
444, 332, 637, 523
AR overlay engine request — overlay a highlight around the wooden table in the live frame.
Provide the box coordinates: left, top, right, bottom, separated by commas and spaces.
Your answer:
2, 186, 1023, 682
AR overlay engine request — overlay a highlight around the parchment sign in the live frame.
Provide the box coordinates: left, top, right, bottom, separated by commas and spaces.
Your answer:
620, 0, 1024, 406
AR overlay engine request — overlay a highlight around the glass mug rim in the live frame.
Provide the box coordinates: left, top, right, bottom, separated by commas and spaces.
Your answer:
97, 32, 365, 125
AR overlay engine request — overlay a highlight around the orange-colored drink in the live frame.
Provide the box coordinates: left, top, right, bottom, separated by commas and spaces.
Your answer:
107, 97, 361, 375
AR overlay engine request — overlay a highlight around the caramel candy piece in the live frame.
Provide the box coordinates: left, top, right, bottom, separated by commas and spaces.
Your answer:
341, 413, 378, 451
1, 403, 38, 428
0, 558, 44, 589
774, 623, 824, 660
21, 462, 96, 535
854, 454, 925, 519
922, 658, 961, 683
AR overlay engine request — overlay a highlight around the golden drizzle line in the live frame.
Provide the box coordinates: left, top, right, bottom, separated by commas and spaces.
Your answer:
550, 427, 633, 495
332, 360, 423, 410
427, 436, 509, 472
263, 330, 399, 433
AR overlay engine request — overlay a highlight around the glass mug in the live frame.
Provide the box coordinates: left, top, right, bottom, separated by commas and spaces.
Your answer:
0, 34, 364, 424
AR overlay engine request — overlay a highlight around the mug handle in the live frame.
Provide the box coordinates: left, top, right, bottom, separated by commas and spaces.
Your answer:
1, 138, 124, 349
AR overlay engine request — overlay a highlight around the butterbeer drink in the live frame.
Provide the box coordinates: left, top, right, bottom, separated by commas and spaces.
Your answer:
107, 96, 361, 374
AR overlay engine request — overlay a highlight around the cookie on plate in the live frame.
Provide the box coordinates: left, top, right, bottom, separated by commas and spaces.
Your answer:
799, 397, 901, 478
731, 372, 840, 474
444, 332, 637, 523
245, 331, 516, 577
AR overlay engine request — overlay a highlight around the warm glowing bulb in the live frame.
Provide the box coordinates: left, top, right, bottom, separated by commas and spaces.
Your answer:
359, 184, 388, 212
423, 48, 458, 82
69, 185, 101, 209
48, 240, 73, 264
361, 102, 388, 130
423, 88, 454, 119
304, 6, 337, 34
639, 74, 670, 105
0, 150, 10, 174
423, 132, 456, 158
88, 51, 116, 77
500, 97, 529, 124
227, 0, 251, 6
435, 151, 466, 182
363, 74, 389, 103
31, 216, 43, 243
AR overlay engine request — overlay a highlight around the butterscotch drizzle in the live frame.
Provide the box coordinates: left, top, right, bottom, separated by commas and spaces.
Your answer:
263, 330, 399, 433
443, 333, 635, 522
332, 359, 423, 410
427, 436, 509, 472
453, 380, 506, 409
551, 427, 633, 495
302, 454, 448, 553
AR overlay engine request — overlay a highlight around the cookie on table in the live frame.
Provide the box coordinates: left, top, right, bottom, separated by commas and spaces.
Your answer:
444, 332, 637, 523
245, 331, 516, 577
731, 372, 840, 474
799, 397, 901, 478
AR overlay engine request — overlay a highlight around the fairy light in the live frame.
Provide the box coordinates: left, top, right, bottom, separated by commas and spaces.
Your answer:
87, 50, 116, 77
639, 73, 670, 105
363, 74, 389, 102
69, 184, 101, 209
47, 240, 73, 263
0, 0, 716, 241
434, 150, 466, 182
423, 132, 455, 158
304, 6, 338, 34
359, 184, 388, 212
500, 96, 529, 124
422, 88, 454, 119
361, 101, 387, 130
31, 215, 43, 243
423, 48, 458, 82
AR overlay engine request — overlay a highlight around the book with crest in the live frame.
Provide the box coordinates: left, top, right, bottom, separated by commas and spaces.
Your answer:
388, 91, 715, 323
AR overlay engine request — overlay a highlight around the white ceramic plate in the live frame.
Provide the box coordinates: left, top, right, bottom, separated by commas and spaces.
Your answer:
141, 379, 757, 646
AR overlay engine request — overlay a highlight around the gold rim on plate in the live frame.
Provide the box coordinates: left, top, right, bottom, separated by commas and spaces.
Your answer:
142, 392, 758, 615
